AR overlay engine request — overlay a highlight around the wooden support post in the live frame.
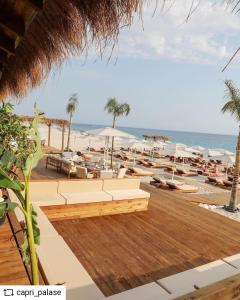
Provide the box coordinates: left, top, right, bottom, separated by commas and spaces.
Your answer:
47, 124, 51, 147
61, 125, 65, 151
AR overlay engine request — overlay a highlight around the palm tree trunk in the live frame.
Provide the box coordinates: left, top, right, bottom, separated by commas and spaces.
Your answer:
67, 114, 72, 151
228, 126, 240, 212
111, 115, 116, 169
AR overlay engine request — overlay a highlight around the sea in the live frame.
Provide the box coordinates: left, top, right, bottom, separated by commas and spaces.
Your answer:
72, 123, 237, 153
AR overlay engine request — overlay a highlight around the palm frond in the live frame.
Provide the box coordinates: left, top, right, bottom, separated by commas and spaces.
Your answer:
222, 80, 240, 122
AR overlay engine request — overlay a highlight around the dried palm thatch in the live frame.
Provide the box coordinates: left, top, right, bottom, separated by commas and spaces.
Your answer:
0, 0, 143, 100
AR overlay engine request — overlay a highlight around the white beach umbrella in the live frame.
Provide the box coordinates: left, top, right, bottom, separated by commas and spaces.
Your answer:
86, 127, 135, 168
86, 127, 135, 139
161, 148, 196, 158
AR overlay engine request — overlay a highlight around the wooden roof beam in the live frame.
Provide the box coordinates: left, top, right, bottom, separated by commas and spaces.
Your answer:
0, 10, 25, 37
0, 31, 15, 55
25, 0, 44, 10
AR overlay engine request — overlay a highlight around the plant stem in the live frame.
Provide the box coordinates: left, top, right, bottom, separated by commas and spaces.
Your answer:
25, 175, 39, 285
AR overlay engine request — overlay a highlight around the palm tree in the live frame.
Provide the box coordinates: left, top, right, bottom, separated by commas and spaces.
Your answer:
221, 80, 240, 212
66, 93, 79, 151
104, 98, 130, 168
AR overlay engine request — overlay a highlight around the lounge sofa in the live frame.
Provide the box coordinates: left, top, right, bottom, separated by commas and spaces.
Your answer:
58, 180, 112, 204
103, 178, 150, 201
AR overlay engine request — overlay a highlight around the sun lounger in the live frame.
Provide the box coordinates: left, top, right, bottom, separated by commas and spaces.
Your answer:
128, 167, 154, 176
152, 176, 168, 188
206, 177, 224, 186
138, 160, 150, 167
176, 168, 198, 177
166, 181, 198, 193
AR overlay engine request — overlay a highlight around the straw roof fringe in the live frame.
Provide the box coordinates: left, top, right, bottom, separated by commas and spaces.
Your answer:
0, 0, 143, 100
19, 115, 70, 126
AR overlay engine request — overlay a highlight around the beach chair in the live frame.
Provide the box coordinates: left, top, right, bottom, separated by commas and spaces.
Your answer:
76, 166, 94, 179
138, 159, 150, 167
61, 160, 77, 179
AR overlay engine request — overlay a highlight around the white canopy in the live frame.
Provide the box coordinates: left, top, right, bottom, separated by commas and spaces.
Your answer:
202, 149, 222, 159
86, 127, 135, 139
210, 154, 235, 164
129, 141, 152, 151
161, 148, 197, 158
212, 149, 234, 156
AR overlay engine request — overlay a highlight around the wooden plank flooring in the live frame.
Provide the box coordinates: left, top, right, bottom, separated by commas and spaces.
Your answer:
52, 184, 240, 297
0, 218, 29, 285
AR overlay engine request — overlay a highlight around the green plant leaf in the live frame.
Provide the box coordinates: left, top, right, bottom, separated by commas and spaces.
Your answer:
0, 168, 24, 191
21, 238, 30, 266
23, 114, 43, 176
0, 201, 18, 217
0, 150, 16, 170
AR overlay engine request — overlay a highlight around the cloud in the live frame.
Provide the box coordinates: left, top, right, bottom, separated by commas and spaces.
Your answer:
114, 0, 240, 64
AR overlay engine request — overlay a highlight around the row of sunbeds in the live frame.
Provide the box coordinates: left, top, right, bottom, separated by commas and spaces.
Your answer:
206, 175, 240, 190
151, 176, 199, 193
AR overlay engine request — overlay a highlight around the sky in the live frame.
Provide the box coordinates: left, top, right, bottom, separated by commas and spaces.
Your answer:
13, 0, 240, 136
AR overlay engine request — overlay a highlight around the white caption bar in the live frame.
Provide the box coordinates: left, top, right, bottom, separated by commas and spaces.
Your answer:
0, 286, 66, 300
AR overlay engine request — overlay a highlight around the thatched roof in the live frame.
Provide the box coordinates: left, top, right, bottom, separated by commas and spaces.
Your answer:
0, 0, 142, 100
19, 115, 70, 126
143, 134, 169, 142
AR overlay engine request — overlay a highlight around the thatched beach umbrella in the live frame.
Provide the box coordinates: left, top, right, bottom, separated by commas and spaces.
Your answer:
0, 0, 143, 100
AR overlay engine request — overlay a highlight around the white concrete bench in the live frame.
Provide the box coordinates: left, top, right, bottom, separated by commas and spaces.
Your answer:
104, 283, 173, 300
37, 235, 104, 300
157, 259, 239, 297
223, 253, 240, 268
29, 181, 66, 206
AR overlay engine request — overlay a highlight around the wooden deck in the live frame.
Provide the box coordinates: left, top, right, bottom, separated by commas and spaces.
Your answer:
52, 184, 240, 297
0, 218, 29, 285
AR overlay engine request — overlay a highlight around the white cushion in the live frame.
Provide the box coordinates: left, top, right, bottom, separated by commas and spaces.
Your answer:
58, 180, 103, 193
37, 236, 104, 300
105, 189, 150, 201
105, 283, 173, 300
157, 260, 239, 297
61, 192, 112, 204
33, 194, 66, 206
